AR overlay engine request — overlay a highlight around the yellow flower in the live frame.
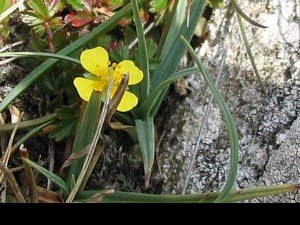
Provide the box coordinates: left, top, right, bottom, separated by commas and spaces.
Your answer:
74, 47, 143, 112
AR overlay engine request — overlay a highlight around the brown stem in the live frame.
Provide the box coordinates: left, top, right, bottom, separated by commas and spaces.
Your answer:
45, 21, 56, 53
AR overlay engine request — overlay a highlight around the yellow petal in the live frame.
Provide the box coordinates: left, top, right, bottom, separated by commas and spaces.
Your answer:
114, 60, 143, 85
117, 91, 138, 112
80, 47, 109, 77
73, 77, 104, 101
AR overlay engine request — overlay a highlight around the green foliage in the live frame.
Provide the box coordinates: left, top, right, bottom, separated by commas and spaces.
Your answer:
109, 0, 125, 8
0, 0, 297, 203
109, 44, 130, 63
150, 0, 168, 13
135, 39, 160, 71
22, 158, 69, 195
22, 0, 63, 36
0, 0, 7, 13
49, 106, 79, 142
206, 0, 223, 9
65, 0, 84, 10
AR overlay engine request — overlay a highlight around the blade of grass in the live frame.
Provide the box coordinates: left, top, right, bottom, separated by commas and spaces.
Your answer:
131, 0, 150, 101
236, 13, 267, 95
156, 0, 178, 57
20, 146, 38, 203
66, 78, 113, 203
151, 0, 206, 87
157, 0, 187, 61
0, 52, 81, 64
76, 190, 114, 203
0, 113, 57, 132
0, 160, 26, 203
181, 36, 239, 203
0, 0, 147, 113
139, 0, 205, 120
139, 66, 199, 118
10, 121, 53, 154
66, 94, 103, 188
135, 117, 155, 188
22, 158, 69, 196
78, 184, 300, 203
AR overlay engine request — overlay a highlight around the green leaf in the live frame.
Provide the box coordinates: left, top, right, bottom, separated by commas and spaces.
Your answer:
150, 0, 168, 13
78, 184, 300, 203
0, 0, 148, 113
109, 45, 130, 63
206, 0, 223, 9
152, 0, 205, 86
22, 158, 69, 195
146, 39, 158, 59
49, 106, 79, 142
0, 113, 58, 132
65, 0, 84, 10
236, 13, 267, 94
140, 67, 199, 118
21, 12, 45, 36
181, 36, 239, 203
11, 122, 53, 154
38, 72, 60, 95
66, 92, 103, 188
135, 117, 155, 188
0, 0, 7, 14
109, 0, 125, 8
97, 34, 112, 49
145, 0, 206, 118
28, 0, 48, 19
0, 52, 81, 64
131, 0, 150, 101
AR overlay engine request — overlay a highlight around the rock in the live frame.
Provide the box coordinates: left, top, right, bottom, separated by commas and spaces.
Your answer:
250, 117, 300, 202
160, 0, 300, 202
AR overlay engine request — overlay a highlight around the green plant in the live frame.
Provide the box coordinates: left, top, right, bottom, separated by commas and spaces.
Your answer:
0, 0, 297, 203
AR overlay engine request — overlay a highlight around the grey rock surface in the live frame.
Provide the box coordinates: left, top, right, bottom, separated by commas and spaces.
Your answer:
160, 0, 300, 202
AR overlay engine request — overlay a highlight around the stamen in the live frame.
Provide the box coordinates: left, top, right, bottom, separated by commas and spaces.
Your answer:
112, 62, 117, 68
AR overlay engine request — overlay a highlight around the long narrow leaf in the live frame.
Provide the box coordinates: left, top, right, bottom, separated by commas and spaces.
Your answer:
236, 13, 267, 94
22, 158, 69, 196
77, 184, 300, 203
11, 121, 53, 154
66, 93, 103, 188
20, 147, 38, 203
181, 36, 239, 203
140, 67, 199, 118
131, 0, 150, 101
158, 0, 187, 61
144, 0, 206, 118
0, 0, 147, 113
151, 0, 205, 87
66, 79, 113, 203
0, 113, 57, 132
0, 52, 81, 64
135, 117, 155, 188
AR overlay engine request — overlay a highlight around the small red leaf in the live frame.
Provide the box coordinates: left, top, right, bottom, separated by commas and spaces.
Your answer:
65, 11, 94, 27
